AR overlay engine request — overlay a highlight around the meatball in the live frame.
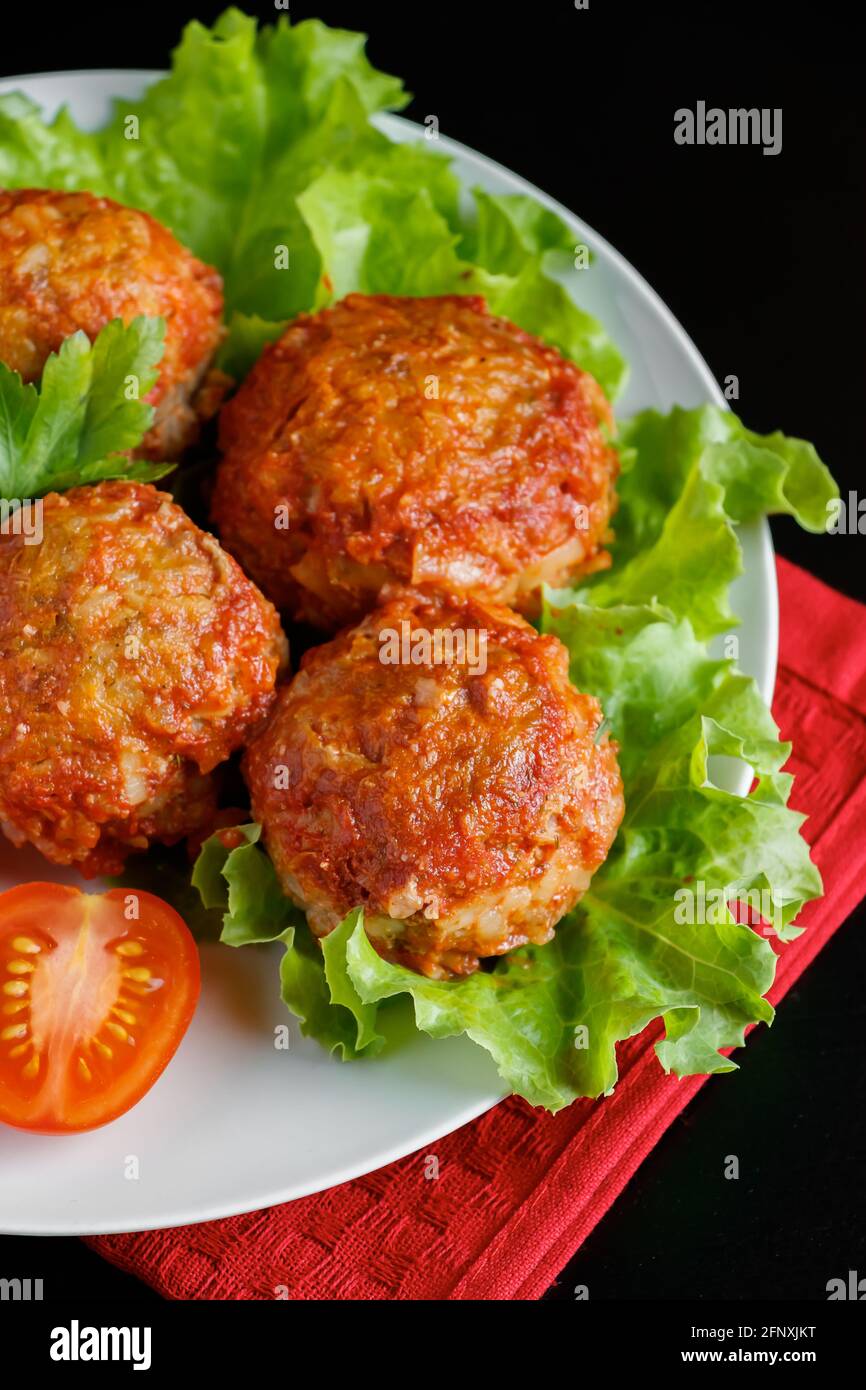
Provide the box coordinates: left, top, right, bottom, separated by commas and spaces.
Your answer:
0, 188, 226, 460
212, 293, 618, 630
0, 482, 287, 876
243, 587, 623, 978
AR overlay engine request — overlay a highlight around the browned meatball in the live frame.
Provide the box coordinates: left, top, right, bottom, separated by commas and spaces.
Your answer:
212, 294, 618, 630
0, 482, 287, 876
0, 189, 227, 460
243, 587, 623, 978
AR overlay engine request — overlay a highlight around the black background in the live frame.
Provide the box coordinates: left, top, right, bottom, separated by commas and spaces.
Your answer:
0, 0, 863, 1303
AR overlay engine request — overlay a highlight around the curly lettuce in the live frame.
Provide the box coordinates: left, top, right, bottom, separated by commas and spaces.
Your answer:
192, 825, 382, 1059
578, 406, 837, 636
0, 8, 626, 397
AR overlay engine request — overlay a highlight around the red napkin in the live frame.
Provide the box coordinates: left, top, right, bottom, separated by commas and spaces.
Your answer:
87, 557, 866, 1299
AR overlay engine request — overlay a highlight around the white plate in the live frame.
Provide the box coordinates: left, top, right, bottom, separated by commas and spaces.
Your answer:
0, 71, 777, 1235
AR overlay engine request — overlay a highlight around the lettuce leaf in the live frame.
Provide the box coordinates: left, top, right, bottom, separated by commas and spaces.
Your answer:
0, 9, 626, 397
577, 406, 838, 636
295, 171, 625, 394
460, 189, 580, 270
192, 824, 382, 1058
0, 317, 171, 501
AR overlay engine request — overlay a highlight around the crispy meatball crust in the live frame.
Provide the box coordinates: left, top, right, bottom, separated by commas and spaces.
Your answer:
0, 482, 287, 876
212, 293, 619, 630
0, 188, 226, 460
243, 588, 623, 978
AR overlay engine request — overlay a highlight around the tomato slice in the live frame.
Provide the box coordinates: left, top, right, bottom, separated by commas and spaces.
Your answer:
0, 884, 200, 1134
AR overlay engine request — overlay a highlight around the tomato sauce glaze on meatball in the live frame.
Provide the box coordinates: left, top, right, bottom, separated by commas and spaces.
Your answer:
0, 482, 287, 876
212, 294, 619, 631
243, 587, 623, 978
0, 188, 226, 460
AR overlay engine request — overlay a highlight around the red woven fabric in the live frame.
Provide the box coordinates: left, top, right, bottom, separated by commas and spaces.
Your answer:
87, 557, 866, 1300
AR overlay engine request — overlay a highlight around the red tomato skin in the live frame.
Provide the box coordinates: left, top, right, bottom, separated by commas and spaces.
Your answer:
0, 883, 201, 1135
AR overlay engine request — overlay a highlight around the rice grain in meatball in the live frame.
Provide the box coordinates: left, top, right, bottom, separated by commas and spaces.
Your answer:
0, 188, 226, 460
212, 294, 619, 630
0, 482, 287, 876
243, 587, 623, 978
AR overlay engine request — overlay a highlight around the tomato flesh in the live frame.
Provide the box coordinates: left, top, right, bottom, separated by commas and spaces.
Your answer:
0, 884, 200, 1133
